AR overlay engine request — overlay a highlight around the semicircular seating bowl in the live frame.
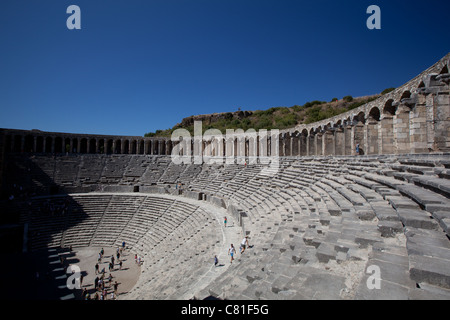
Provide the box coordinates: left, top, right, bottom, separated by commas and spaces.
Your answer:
15, 152, 450, 299
23, 193, 222, 299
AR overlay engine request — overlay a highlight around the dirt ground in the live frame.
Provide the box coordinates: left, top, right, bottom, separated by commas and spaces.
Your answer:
72, 246, 141, 300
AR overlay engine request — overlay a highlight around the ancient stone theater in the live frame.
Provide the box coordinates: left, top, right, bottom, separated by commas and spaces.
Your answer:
0, 53, 449, 300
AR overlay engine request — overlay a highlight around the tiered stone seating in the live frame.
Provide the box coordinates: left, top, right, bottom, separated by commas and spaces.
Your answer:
9, 151, 450, 299
63, 194, 112, 248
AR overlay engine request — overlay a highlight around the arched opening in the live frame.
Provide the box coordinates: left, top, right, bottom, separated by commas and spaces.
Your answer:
54, 137, 63, 154
98, 139, 105, 154
36, 136, 44, 153
160, 140, 166, 155
106, 140, 113, 154
123, 140, 130, 154
45, 137, 53, 153
115, 140, 122, 154
24, 135, 34, 153
80, 138, 87, 154
368, 107, 381, 121
383, 99, 396, 116
130, 140, 137, 154
145, 140, 151, 155
89, 139, 96, 154
13, 135, 22, 153
72, 139, 79, 153
153, 140, 159, 155
4, 135, 12, 152
64, 138, 71, 153
400, 91, 411, 102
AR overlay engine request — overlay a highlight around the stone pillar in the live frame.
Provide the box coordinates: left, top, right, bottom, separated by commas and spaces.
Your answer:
335, 127, 344, 156
308, 134, 315, 156
394, 104, 411, 154
432, 91, 450, 151
324, 130, 334, 156
291, 133, 299, 156
366, 116, 380, 155
51, 136, 55, 153
300, 133, 307, 156
279, 134, 285, 157
380, 114, 394, 154
33, 136, 37, 153
315, 132, 323, 156
354, 123, 365, 155
409, 95, 429, 153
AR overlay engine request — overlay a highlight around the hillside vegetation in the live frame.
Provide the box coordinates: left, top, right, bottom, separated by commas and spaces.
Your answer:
145, 88, 395, 138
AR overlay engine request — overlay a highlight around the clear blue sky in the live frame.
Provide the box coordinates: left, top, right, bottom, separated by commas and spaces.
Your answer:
0, 0, 449, 136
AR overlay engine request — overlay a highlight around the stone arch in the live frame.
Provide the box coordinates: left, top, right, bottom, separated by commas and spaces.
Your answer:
400, 90, 411, 102
383, 99, 396, 116
368, 106, 381, 121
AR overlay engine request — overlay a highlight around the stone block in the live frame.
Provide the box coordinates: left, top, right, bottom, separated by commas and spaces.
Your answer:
396, 208, 438, 230
377, 220, 404, 237
316, 243, 336, 263
356, 209, 376, 221
409, 254, 450, 289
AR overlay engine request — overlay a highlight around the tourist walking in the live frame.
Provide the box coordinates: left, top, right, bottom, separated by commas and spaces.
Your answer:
240, 236, 249, 254
224, 216, 227, 228
228, 244, 236, 264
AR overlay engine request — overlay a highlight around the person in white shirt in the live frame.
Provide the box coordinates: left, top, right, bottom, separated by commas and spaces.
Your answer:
240, 236, 249, 254
228, 244, 236, 264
